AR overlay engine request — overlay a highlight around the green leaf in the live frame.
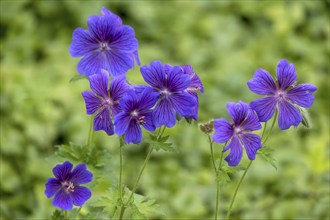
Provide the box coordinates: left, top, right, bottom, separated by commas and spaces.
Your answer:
69, 74, 88, 83
130, 205, 147, 220
217, 163, 245, 186
124, 187, 165, 218
148, 134, 176, 153
51, 210, 65, 220
49, 142, 111, 169
92, 186, 121, 217
257, 145, 277, 170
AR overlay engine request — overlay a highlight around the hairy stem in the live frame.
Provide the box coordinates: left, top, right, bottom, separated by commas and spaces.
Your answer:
225, 160, 253, 220
215, 151, 224, 220
208, 135, 217, 173
127, 146, 154, 204
262, 110, 278, 145
119, 127, 166, 219
119, 140, 123, 203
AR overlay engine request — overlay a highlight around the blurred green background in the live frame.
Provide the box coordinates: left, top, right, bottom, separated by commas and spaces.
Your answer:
1, 1, 329, 219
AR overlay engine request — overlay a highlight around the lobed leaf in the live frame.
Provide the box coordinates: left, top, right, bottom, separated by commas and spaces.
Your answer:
148, 134, 177, 153
257, 145, 277, 170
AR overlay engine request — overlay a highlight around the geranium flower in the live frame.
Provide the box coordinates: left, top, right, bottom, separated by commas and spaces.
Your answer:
140, 60, 197, 128
45, 161, 93, 210
114, 87, 158, 144
82, 70, 131, 135
69, 7, 139, 77
164, 64, 204, 120
213, 101, 262, 166
247, 60, 317, 130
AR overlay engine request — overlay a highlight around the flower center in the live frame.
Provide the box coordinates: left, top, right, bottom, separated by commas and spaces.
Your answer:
234, 126, 243, 135
62, 181, 75, 193
105, 98, 113, 105
276, 90, 286, 99
100, 42, 109, 52
160, 89, 171, 97
131, 110, 139, 117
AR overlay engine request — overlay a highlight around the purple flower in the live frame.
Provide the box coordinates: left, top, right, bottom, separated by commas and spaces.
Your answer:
247, 60, 317, 130
114, 87, 158, 144
45, 161, 93, 210
140, 60, 197, 128
69, 7, 139, 77
164, 64, 204, 120
82, 70, 131, 135
213, 101, 262, 166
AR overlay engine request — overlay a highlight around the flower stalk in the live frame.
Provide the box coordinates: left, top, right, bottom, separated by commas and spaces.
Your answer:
225, 111, 278, 219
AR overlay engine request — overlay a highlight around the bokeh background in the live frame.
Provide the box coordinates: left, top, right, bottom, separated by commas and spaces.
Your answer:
1, 1, 329, 219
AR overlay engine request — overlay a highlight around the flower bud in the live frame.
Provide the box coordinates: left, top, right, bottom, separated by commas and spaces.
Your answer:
199, 120, 214, 134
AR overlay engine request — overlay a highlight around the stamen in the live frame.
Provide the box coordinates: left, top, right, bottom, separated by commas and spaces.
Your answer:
62, 181, 75, 193
100, 42, 109, 52
137, 116, 145, 124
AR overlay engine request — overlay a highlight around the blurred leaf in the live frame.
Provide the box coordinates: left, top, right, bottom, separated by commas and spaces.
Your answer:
69, 74, 88, 83
51, 210, 64, 220
148, 134, 177, 153
92, 186, 121, 218
258, 145, 277, 170
51, 142, 111, 168
217, 163, 246, 186
130, 205, 147, 220
124, 187, 165, 218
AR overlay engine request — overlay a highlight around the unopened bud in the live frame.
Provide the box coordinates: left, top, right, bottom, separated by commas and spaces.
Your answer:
199, 120, 214, 134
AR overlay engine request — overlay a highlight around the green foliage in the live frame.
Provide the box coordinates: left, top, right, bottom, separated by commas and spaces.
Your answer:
69, 74, 88, 83
51, 210, 65, 220
92, 186, 121, 218
92, 185, 164, 219
124, 187, 165, 219
217, 162, 246, 186
257, 145, 278, 171
148, 134, 177, 153
1, 1, 328, 219
50, 142, 111, 168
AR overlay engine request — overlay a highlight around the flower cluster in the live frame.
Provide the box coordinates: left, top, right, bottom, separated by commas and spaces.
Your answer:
72, 9, 203, 144
212, 60, 316, 166
46, 7, 204, 211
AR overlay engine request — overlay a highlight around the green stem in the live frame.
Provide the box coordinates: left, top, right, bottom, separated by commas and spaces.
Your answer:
62, 210, 68, 220
208, 135, 217, 174
119, 146, 154, 219
225, 111, 278, 219
87, 115, 95, 148
119, 206, 126, 220
262, 110, 278, 145
225, 160, 253, 220
127, 146, 154, 204
119, 126, 166, 219
215, 151, 224, 220
261, 121, 267, 140
74, 206, 82, 219
119, 140, 123, 203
